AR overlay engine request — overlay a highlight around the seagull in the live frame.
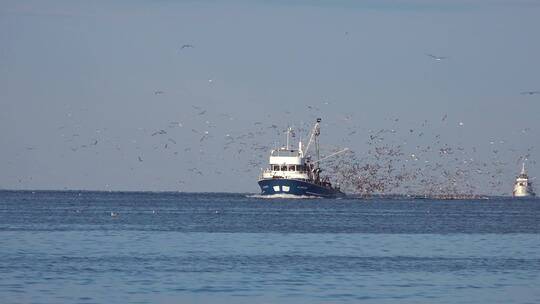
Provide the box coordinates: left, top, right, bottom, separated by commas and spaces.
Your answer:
138, 156, 143, 162
426, 53, 448, 61
520, 91, 540, 95
110, 212, 118, 217
151, 130, 167, 136
169, 122, 183, 128
188, 168, 203, 175
180, 44, 194, 50
200, 131, 210, 142
154, 90, 164, 95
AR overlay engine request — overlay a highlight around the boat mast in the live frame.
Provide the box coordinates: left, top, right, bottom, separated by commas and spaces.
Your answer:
315, 121, 320, 169
305, 118, 321, 159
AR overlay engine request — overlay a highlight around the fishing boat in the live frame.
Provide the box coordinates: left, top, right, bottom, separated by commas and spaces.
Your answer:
512, 163, 536, 197
257, 118, 346, 198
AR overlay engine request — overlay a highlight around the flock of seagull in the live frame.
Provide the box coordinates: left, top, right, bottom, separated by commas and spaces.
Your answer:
53, 100, 535, 198
325, 119, 535, 198
10, 42, 539, 197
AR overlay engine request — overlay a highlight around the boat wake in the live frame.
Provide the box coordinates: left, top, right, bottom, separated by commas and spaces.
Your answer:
246, 194, 322, 199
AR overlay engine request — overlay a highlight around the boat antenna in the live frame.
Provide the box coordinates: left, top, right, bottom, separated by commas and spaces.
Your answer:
286, 127, 290, 150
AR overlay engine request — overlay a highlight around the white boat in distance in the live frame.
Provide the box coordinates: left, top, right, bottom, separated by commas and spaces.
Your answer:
513, 163, 536, 197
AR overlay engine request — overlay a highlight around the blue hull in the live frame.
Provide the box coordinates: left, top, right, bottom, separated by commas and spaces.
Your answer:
258, 179, 345, 198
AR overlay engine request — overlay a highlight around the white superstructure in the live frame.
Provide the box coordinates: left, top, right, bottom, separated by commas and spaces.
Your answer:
512, 163, 536, 197
260, 128, 310, 180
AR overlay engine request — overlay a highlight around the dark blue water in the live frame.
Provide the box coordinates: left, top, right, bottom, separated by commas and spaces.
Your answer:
1, 191, 539, 303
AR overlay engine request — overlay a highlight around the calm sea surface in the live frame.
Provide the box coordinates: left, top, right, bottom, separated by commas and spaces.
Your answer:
1, 191, 539, 303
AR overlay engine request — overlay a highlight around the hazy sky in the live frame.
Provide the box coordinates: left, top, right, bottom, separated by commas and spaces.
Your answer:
1, 0, 539, 193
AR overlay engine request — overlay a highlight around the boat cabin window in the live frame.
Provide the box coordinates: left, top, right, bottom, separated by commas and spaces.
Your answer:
296, 165, 304, 171
272, 165, 280, 171
281, 165, 287, 171
288, 165, 295, 171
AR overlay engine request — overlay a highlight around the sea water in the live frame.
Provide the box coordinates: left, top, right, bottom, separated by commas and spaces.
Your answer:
1, 191, 539, 303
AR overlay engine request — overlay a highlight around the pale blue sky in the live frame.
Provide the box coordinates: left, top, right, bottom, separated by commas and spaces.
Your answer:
1, 0, 539, 193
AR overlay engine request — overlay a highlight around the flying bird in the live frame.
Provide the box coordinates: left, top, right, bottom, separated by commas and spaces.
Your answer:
180, 44, 194, 50
425, 53, 448, 61
200, 131, 210, 142
151, 130, 167, 136
520, 91, 540, 95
